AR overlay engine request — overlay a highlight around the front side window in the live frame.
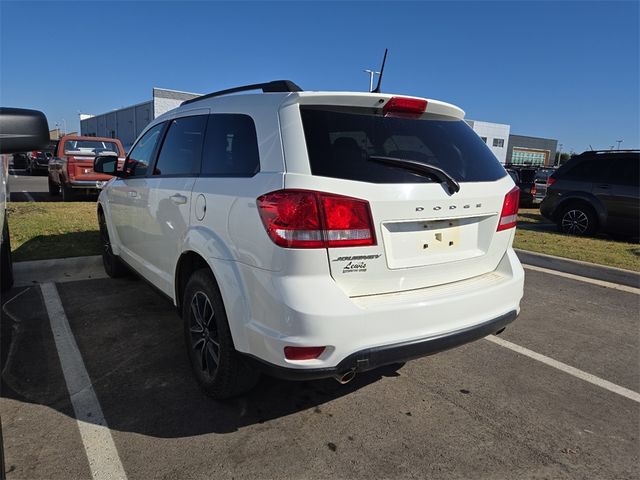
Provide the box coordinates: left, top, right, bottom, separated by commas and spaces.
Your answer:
153, 115, 207, 176
201, 114, 260, 177
125, 123, 164, 177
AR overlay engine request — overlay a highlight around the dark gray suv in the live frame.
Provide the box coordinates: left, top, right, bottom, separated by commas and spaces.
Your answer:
540, 150, 639, 237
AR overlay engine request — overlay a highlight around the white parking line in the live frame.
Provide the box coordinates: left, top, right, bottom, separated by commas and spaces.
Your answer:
523, 264, 640, 295
486, 335, 640, 404
21, 191, 35, 202
40, 283, 127, 480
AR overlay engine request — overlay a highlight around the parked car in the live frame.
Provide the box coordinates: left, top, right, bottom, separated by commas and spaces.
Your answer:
540, 150, 640, 236
504, 165, 537, 206
11, 152, 29, 169
95, 80, 524, 398
532, 167, 556, 204
26, 150, 53, 175
0, 107, 50, 291
48, 135, 125, 201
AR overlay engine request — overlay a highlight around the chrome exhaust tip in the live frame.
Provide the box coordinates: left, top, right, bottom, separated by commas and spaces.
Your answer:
334, 369, 356, 384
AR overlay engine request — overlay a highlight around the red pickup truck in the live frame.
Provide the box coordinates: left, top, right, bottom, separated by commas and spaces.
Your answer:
48, 135, 125, 201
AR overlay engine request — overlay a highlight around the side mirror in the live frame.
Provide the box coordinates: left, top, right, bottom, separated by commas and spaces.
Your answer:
0, 108, 50, 154
94, 153, 121, 176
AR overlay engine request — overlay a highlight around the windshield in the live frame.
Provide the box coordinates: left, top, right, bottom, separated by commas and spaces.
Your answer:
64, 139, 121, 155
300, 106, 506, 183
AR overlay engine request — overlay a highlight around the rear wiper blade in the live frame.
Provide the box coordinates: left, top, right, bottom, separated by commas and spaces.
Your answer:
368, 156, 460, 194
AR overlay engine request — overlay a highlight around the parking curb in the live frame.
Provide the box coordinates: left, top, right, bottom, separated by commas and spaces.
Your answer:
515, 249, 640, 288
13, 255, 107, 287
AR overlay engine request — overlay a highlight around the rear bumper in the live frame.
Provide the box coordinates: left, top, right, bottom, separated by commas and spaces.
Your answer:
234, 248, 525, 375
68, 180, 106, 189
246, 309, 517, 380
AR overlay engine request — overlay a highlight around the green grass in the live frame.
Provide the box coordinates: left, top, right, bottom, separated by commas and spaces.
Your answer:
516, 208, 640, 272
8, 202, 101, 262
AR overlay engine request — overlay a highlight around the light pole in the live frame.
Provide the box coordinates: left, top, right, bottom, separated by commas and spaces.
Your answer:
59, 118, 67, 136
616, 139, 623, 150
556, 143, 563, 166
363, 69, 380, 92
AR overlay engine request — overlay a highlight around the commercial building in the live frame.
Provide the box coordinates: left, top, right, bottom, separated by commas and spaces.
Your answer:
466, 120, 510, 164
506, 134, 558, 167
80, 88, 201, 150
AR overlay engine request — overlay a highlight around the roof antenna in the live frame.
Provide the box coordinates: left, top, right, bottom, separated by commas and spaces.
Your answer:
372, 48, 388, 93
589, 144, 594, 151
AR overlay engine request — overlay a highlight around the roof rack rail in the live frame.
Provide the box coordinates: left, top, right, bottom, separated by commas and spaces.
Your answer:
580, 149, 640, 154
181, 80, 303, 106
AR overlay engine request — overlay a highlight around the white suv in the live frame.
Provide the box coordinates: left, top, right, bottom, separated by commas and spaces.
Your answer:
95, 80, 524, 398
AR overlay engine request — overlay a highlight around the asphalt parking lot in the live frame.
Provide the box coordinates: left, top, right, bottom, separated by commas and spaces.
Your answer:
2, 164, 639, 479
7, 167, 97, 203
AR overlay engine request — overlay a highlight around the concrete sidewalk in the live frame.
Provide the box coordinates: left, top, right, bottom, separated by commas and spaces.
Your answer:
13, 256, 107, 287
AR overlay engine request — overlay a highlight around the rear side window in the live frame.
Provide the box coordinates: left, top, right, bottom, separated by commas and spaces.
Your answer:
125, 123, 164, 177
153, 115, 207, 176
201, 114, 260, 177
300, 107, 506, 183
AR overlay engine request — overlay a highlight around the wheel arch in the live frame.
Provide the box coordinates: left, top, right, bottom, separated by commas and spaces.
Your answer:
174, 245, 251, 353
554, 193, 605, 225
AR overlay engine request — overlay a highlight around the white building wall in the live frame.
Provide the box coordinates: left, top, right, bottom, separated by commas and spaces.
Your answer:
466, 120, 511, 164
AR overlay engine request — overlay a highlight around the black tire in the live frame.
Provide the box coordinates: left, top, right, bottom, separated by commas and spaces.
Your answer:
98, 211, 128, 278
48, 176, 60, 196
182, 268, 259, 399
61, 184, 74, 202
1, 220, 14, 292
558, 203, 598, 236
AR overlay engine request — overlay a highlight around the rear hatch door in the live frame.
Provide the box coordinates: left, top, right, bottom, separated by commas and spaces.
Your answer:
289, 97, 515, 296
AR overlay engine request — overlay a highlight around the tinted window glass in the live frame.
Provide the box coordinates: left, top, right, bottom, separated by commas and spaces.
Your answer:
558, 158, 605, 182
201, 114, 260, 177
154, 115, 207, 176
300, 107, 506, 183
125, 123, 164, 177
598, 155, 639, 186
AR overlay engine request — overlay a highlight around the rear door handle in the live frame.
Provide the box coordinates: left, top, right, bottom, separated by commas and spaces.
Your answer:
170, 193, 187, 205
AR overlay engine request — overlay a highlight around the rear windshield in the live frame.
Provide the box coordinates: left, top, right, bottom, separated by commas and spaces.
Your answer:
64, 140, 121, 155
300, 106, 506, 183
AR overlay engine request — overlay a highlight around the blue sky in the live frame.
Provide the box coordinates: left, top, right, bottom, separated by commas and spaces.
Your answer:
1, 1, 638, 153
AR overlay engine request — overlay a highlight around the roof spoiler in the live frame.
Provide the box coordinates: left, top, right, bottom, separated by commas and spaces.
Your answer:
181, 80, 303, 106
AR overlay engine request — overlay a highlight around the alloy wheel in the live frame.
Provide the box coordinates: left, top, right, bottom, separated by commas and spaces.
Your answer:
561, 209, 589, 235
189, 291, 220, 378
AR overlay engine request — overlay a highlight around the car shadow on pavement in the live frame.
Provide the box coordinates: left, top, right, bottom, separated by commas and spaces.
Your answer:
10, 232, 101, 263
1, 278, 403, 437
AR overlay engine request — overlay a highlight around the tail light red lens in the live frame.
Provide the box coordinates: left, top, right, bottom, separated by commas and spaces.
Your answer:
257, 189, 376, 248
284, 346, 326, 360
66, 158, 77, 180
383, 96, 427, 117
547, 176, 556, 186
497, 186, 520, 232
530, 184, 537, 196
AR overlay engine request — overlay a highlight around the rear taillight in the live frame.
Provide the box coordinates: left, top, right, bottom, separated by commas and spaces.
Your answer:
383, 96, 427, 117
66, 158, 77, 179
284, 346, 326, 360
530, 184, 537, 196
547, 177, 556, 186
497, 186, 520, 232
257, 189, 376, 248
